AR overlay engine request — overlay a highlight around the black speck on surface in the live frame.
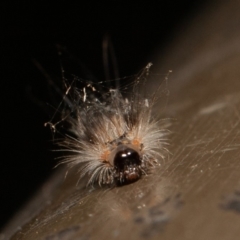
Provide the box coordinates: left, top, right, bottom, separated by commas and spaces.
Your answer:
149, 206, 165, 217
135, 194, 184, 238
234, 191, 240, 196
222, 200, 240, 213
134, 216, 145, 223
141, 218, 169, 238
228, 200, 240, 212
45, 225, 81, 240
221, 191, 240, 214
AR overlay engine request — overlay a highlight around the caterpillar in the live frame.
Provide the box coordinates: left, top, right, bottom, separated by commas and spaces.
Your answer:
45, 63, 170, 187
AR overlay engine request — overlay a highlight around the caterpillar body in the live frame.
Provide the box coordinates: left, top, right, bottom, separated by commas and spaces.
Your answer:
46, 63, 170, 186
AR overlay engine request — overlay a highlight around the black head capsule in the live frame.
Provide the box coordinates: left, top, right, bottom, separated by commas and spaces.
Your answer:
113, 145, 142, 185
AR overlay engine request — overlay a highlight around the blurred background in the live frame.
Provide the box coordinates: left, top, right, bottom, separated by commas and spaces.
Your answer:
1, 1, 209, 229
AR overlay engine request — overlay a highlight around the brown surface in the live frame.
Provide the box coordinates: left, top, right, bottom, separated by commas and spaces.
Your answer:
2, 0, 240, 239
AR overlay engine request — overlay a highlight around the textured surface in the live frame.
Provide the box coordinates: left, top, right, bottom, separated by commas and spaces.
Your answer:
2, 0, 240, 239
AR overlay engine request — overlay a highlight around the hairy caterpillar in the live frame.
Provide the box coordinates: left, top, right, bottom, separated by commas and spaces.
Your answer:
46, 63, 170, 186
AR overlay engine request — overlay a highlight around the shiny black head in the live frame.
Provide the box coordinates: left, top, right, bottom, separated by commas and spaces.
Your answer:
113, 146, 142, 185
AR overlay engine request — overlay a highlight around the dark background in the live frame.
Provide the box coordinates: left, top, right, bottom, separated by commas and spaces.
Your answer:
1, 1, 208, 228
